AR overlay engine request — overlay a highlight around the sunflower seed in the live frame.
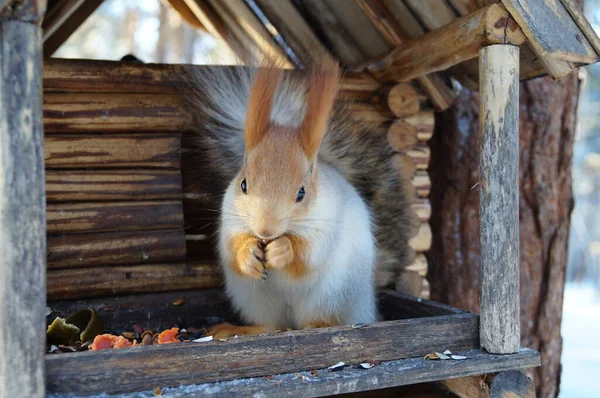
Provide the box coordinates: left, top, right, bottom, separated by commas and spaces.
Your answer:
192, 336, 213, 343
451, 355, 467, 360
328, 361, 346, 371
443, 350, 452, 355
358, 362, 375, 369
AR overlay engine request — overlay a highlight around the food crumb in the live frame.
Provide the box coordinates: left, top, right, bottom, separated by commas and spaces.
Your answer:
153, 386, 162, 396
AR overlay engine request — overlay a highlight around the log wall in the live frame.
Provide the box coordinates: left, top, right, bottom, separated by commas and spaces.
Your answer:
43, 59, 434, 300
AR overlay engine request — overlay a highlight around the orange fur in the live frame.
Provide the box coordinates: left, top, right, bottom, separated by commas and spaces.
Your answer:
229, 233, 265, 279
207, 323, 267, 339
300, 56, 341, 158
300, 317, 340, 329
280, 235, 310, 279
245, 66, 281, 150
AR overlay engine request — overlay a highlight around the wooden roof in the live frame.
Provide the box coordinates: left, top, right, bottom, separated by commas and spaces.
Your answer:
41, 0, 600, 111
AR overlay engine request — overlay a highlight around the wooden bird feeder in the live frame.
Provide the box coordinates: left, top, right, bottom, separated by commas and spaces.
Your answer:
1, 0, 598, 397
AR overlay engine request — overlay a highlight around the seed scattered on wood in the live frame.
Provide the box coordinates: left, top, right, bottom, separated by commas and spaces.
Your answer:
310, 370, 318, 376
436, 352, 451, 360
451, 355, 467, 360
172, 298, 185, 306
192, 336, 213, 343
351, 323, 368, 329
443, 350, 452, 355
328, 361, 346, 371
141, 334, 153, 346
358, 362, 376, 369
264, 375, 273, 381
49, 345, 59, 353
46, 307, 52, 316
153, 386, 162, 396
120, 331, 136, 340
424, 352, 439, 360
219, 338, 227, 342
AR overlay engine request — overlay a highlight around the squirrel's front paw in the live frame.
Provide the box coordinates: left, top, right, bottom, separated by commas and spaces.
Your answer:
265, 236, 294, 270
235, 238, 268, 280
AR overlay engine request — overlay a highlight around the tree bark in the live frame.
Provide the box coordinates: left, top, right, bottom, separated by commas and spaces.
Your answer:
428, 70, 580, 397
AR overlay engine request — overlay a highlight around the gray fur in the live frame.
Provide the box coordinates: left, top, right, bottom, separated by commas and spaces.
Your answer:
178, 64, 412, 288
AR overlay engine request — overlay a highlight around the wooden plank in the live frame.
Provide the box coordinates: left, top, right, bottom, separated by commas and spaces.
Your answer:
367, 4, 526, 83
166, 0, 206, 30
502, 0, 597, 64
47, 228, 186, 269
380, 0, 425, 39
0, 0, 46, 23
479, 45, 520, 354
404, 0, 458, 29
47, 262, 222, 300
371, 83, 420, 118
59, 348, 539, 398
43, 59, 382, 97
0, 16, 46, 398
46, 312, 480, 395
43, 92, 189, 132
46, 169, 182, 201
42, 0, 103, 57
42, 0, 86, 41
44, 133, 181, 168
489, 370, 535, 397
559, 0, 600, 57
252, 0, 329, 64
47, 200, 184, 234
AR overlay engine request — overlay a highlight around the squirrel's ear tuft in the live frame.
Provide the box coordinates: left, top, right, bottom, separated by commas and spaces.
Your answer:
245, 62, 281, 151
300, 56, 341, 159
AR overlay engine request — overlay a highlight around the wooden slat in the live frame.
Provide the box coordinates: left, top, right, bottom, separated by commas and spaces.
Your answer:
46, 312, 480, 395
479, 45, 520, 354
47, 228, 186, 269
166, 0, 206, 30
47, 262, 221, 300
43, 92, 189, 132
404, 0, 458, 29
47, 200, 184, 234
413, 170, 431, 198
0, 16, 46, 398
44, 133, 181, 168
411, 199, 431, 222
42, 0, 103, 57
380, 0, 425, 39
252, 0, 329, 64
371, 82, 420, 118
46, 169, 182, 201
367, 4, 526, 83
502, 0, 597, 64
43, 59, 382, 97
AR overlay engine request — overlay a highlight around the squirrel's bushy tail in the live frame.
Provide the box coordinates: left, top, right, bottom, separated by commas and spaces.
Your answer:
181, 61, 413, 288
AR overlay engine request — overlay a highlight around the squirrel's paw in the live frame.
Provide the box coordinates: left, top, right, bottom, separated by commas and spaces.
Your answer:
265, 236, 294, 270
235, 239, 268, 280
208, 323, 267, 339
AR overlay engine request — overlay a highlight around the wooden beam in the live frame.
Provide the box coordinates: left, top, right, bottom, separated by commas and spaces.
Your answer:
0, 2, 47, 396
166, 0, 206, 30
479, 44, 520, 354
42, 0, 85, 40
356, 0, 457, 111
367, 3, 526, 83
42, 0, 103, 57
559, 0, 600, 57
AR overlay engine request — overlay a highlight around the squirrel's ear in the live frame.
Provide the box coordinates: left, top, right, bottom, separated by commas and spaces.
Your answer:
245, 65, 280, 151
300, 56, 341, 159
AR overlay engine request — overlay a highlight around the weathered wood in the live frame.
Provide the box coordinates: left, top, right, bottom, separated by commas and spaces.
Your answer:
502, 0, 597, 64
367, 4, 526, 83
489, 370, 535, 398
43, 92, 189, 132
42, 0, 85, 40
166, 0, 206, 30
372, 83, 420, 118
45, 133, 181, 168
380, 0, 424, 39
42, 0, 102, 57
46, 312, 480, 395
43, 58, 382, 98
404, 0, 458, 29
411, 200, 431, 222
46, 169, 182, 201
252, 0, 329, 64
386, 121, 417, 152
479, 45, 520, 354
355, 0, 457, 111
441, 375, 491, 398
0, 0, 46, 22
559, 0, 600, 57
46, 345, 541, 397
409, 224, 432, 252
0, 15, 46, 398
47, 229, 186, 269
398, 111, 435, 142
413, 171, 431, 198
47, 200, 183, 234
47, 262, 221, 300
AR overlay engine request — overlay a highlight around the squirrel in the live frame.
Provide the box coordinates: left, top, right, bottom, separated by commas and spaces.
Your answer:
180, 55, 413, 338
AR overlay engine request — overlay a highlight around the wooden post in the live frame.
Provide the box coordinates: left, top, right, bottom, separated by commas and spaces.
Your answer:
479, 44, 520, 354
0, 1, 47, 397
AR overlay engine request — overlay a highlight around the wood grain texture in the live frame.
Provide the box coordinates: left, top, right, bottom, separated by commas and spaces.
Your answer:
47, 228, 186, 269
45, 133, 181, 168
0, 0, 46, 22
0, 18, 46, 398
478, 45, 520, 354
559, 0, 600, 56
47, 262, 221, 300
46, 169, 182, 201
47, 200, 183, 234
372, 83, 420, 118
367, 4, 526, 83
501, 0, 597, 64
46, 313, 480, 395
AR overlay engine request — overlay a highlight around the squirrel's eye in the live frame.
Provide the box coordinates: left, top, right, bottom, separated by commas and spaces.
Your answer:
241, 179, 247, 194
296, 187, 305, 203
